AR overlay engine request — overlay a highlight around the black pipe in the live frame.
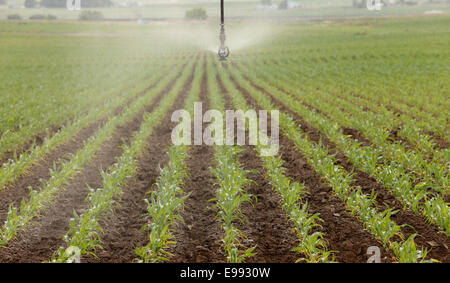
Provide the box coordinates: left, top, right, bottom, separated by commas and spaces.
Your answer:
221, 0, 224, 25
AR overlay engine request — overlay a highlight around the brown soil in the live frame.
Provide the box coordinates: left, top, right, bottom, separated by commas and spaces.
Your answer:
229, 70, 450, 262
83, 62, 196, 263
170, 61, 224, 263
237, 145, 300, 263
0, 68, 182, 263
425, 131, 450, 150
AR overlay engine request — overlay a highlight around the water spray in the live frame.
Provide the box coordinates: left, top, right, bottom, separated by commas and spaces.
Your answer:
218, 0, 229, 61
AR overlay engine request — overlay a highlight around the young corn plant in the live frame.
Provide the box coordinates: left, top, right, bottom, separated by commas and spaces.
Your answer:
135, 146, 190, 263
206, 57, 256, 263
210, 145, 256, 263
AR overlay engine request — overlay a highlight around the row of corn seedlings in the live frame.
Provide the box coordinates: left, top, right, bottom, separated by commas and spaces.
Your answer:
227, 66, 434, 262
241, 59, 448, 194
49, 59, 196, 263
135, 56, 205, 263
0, 62, 189, 247
206, 58, 256, 263
234, 62, 450, 235
217, 65, 335, 263
0, 62, 181, 192
135, 144, 189, 262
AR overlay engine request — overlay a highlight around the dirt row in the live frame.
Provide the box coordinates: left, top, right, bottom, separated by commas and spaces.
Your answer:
170, 63, 224, 262
0, 124, 64, 168
257, 79, 450, 203
0, 64, 187, 263
227, 66, 450, 262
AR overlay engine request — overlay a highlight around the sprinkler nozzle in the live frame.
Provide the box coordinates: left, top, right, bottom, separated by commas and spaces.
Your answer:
218, 24, 229, 61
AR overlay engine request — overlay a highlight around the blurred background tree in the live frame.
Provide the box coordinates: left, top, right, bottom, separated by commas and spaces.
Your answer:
185, 7, 207, 20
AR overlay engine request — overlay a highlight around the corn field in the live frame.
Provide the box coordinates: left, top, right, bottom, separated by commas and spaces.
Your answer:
0, 15, 448, 264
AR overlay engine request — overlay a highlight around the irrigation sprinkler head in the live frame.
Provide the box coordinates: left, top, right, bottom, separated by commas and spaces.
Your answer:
218, 47, 229, 61
218, 25, 229, 61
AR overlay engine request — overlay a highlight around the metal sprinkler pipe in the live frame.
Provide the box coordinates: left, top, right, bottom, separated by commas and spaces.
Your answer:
218, 0, 229, 61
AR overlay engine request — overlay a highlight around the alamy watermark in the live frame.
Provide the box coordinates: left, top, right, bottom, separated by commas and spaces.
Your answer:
67, 0, 81, 10
171, 102, 279, 156
367, 246, 381, 263
367, 0, 382, 11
